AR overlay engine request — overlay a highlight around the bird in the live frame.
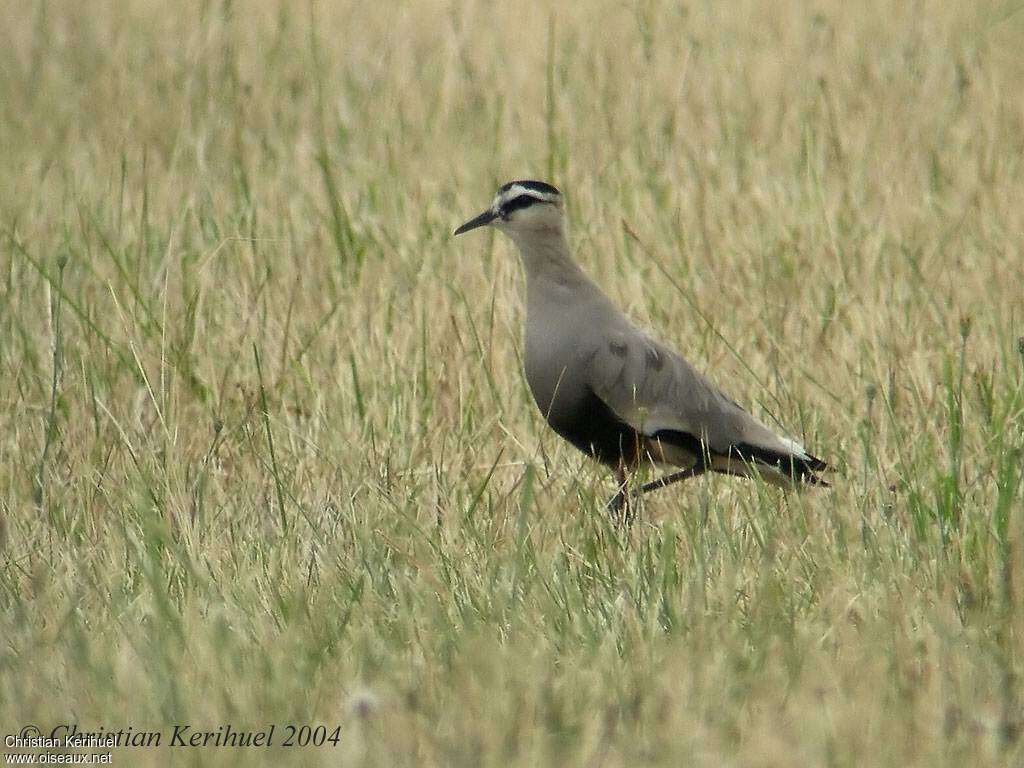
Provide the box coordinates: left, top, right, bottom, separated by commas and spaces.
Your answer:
453, 180, 828, 520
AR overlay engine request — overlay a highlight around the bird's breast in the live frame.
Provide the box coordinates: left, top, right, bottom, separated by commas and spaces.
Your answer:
523, 322, 641, 467
523, 331, 577, 419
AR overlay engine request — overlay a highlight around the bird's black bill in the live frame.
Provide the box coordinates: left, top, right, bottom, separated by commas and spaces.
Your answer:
453, 209, 496, 236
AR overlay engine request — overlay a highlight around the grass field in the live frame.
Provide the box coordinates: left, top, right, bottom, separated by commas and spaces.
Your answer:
2, 0, 1023, 765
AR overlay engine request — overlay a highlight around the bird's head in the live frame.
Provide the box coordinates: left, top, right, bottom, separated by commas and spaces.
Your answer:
453, 180, 564, 240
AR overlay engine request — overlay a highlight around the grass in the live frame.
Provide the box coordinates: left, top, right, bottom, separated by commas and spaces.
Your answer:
1, 0, 1023, 765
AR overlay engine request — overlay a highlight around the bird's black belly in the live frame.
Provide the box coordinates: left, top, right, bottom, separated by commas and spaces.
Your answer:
541, 387, 641, 467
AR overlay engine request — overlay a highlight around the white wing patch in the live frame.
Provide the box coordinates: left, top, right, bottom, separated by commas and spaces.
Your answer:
775, 435, 809, 460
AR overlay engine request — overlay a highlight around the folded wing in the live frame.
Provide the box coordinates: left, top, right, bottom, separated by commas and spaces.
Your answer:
584, 327, 828, 485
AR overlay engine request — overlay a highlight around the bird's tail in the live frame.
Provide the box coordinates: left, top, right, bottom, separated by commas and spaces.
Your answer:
712, 443, 830, 488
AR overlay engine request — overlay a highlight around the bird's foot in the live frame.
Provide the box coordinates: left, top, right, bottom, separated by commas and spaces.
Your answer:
605, 489, 636, 526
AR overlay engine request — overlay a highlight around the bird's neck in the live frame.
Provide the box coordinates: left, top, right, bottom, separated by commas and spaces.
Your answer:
510, 228, 593, 300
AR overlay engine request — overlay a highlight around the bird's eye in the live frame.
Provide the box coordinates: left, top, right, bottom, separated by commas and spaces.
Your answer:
500, 194, 540, 219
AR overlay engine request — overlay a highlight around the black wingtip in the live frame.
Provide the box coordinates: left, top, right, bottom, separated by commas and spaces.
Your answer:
733, 443, 830, 486
803, 452, 830, 473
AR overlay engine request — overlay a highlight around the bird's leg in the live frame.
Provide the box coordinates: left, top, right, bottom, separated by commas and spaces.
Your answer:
639, 464, 708, 496
607, 464, 708, 518
606, 464, 634, 525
